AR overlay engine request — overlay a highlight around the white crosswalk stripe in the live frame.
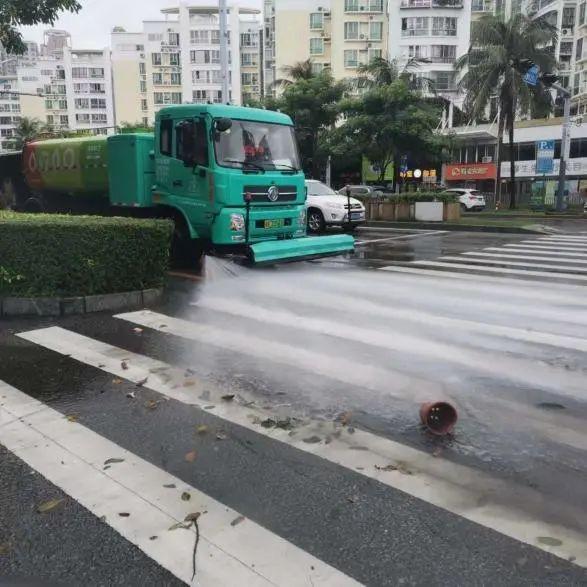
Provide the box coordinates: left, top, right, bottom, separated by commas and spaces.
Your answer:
488, 247, 587, 258
0, 379, 356, 586
438, 255, 587, 273
13, 325, 587, 568
517, 240, 587, 251
466, 251, 587, 265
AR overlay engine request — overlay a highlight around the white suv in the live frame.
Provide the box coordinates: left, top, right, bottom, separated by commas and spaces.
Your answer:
444, 188, 487, 212
305, 180, 366, 233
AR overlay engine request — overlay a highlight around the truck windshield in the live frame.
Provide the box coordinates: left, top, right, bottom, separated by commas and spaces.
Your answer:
215, 120, 301, 171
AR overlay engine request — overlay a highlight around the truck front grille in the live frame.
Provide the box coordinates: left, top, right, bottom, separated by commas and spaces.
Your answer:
244, 185, 297, 203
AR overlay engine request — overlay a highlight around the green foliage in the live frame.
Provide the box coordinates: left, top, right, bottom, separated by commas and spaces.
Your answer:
0, 0, 81, 54
395, 192, 458, 204
119, 121, 155, 134
0, 213, 173, 297
455, 14, 558, 208
12, 117, 45, 149
328, 81, 440, 184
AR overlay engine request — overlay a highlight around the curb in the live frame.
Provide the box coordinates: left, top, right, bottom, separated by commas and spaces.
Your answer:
364, 221, 544, 234
0, 288, 163, 319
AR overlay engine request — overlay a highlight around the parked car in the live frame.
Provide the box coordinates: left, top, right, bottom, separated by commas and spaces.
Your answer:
336, 185, 387, 199
305, 180, 366, 233
443, 188, 487, 212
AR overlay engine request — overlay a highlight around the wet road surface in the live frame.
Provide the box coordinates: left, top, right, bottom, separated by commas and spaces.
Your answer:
1, 227, 587, 586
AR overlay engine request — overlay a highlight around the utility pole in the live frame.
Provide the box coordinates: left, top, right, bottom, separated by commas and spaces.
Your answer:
553, 83, 571, 213
219, 0, 230, 104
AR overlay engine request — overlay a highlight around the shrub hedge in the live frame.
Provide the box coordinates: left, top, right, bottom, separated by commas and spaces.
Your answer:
356, 192, 458, 204
0, 212, 173, 297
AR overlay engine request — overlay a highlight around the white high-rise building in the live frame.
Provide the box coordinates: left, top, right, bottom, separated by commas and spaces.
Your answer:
388, 0, 472, 99
263, 0, 276, 97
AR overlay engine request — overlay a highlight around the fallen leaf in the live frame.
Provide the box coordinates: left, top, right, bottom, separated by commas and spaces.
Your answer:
126, 392, 136, 399
260, 418, 276, 428
112, 379, 123, 385
145, 400, 159, 410
181, 492, 191, 501
184, 512, 201, 523
65, 414, 78, 423
347, 427, 356, 434
184, 451, 197, 463
196, 425, 208, 435
104, 458, 125, 466
339, 411, 352, 426
37, 498, 64, 513
163, 483, 176, 489
0, 543, 9, 555
346, 496, 358, 504
121, 361, 129, 370
216, 432, 228, 441
221, 394, 235, 402
133, 328, 143, 334
184, 379, 196, 388
432, 448, 443, 458
302, 435, 322, 444
149, 535, 158, 540
118, 512, 131, 517
169, 521, 192, 531
185, 368, 196, 376
230, 515, 246, 527
136, 377, 148, 388
375, 464, 398, 472
349, 446, 368, 451
98, 363, 106, 368
160, 324, 168, 328
538, 536, 563, 547
203, 405, 215, 410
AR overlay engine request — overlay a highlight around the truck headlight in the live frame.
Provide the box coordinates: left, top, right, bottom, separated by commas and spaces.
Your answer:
298, 209, 307, 226
230, 214, 245, 231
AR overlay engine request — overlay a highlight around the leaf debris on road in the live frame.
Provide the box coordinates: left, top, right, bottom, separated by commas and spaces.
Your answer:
196, 425, 208, 435
181, 492, 191, 501
37, 498, 64, 513
221, 394, 235, 402
136, 377, 149, 387
163, 483, 176, 489
184, 451, 197, 463
230, 515, 246, 527
104, 458, 125, 466
121, 361, 129, 370
118, 512, 131, 517
65, 414, 78, 423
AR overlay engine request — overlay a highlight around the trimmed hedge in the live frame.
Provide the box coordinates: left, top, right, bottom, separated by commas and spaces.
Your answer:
0, 212, 173, 297
395, 192, 458, 204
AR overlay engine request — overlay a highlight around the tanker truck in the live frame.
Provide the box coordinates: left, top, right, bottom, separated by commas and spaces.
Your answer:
15, 104, 354, 265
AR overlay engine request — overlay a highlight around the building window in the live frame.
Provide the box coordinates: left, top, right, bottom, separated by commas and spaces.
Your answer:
430, 45, 457, 63
369, 22, 383, 40
408, 45, 427, 58
432, 17, 457, 36
171, 72, 181, 85
142, 117, 149, 127
148, 33, 163, 42
310, 13, 324, 29
90, 98, 106, 109
72, 67, 88, 79
193, 89, 208, 103
432, 71, 454, 91
344, 22, 359, 40
190, 50, 220, 64
212, 30, 221, 44
89, 83, 105, 93
560, 40, 573, 55
241, 72, 259, 86
139, 62, 146, 75
168, 32, 180, 46
576, 38, 583, 61
89, 68, 105, 79
75, 114, 90, 123
562, 6, 576, 27
580, 3, 586, 24
344, 49, 358, 67
191, 30, 210, 44
402, 17, 429, 37
153, 73, 163, 85
60, 115, 69, 126
311, 62, 325, 74
345, 0, 359, 10
75, 98, 89, 109
169, 53, 180, 66
241, 53, 258, 66
152, 53, 162, 66
369, 49, 382, 62
140, 80, 147, 93
141, 99, 148, 111
310, 38, 324, 55
240, 33, 257, 47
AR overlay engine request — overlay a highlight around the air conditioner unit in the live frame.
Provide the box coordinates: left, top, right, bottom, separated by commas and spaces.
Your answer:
140, 53, 145, 59
360, 34, 366, 39
482, 156, 493, 163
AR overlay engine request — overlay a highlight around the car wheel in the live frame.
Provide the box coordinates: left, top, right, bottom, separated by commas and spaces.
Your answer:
307, 209, 325, 234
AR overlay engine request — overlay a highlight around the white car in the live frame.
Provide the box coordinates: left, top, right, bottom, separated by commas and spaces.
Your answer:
444, 188, 487, 212
305, 180, 366, 233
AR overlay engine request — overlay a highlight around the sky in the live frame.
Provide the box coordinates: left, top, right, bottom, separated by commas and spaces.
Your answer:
19, 0, 263, 49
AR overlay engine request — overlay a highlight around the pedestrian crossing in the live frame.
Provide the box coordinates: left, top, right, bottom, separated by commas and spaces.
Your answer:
381, 234, 587, 284
2, 233, 587, 583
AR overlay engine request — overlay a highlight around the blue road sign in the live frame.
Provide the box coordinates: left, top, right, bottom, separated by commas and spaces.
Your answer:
524, 65, 539, 87
536, 139, 555, 174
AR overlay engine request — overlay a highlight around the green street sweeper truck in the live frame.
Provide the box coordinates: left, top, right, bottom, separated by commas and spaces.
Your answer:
16, 104, 354, 265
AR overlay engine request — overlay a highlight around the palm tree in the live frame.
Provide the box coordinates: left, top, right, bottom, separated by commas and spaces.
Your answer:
272, 58, 316, 89
356, 56, 433, 93
455, 14, 557, 208
13, 117, 44, 149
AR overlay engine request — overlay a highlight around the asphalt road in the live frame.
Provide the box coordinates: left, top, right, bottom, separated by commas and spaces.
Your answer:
1, 226, 587, 586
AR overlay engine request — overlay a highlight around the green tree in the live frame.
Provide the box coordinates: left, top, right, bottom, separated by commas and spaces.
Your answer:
276, 70, 347, 178
328, 81, 440, 187
118, 121, 154, 133
356, 56, 432, 93
13, 116, 45, 149
273, 58, 316, 90
0, 1, 81, 54
455, 14, 557, 208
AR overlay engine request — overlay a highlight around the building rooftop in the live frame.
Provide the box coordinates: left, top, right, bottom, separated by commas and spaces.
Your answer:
161, 5, 260, 15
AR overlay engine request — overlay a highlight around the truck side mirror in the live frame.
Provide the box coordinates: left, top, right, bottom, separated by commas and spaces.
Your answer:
215, 118, 232, 133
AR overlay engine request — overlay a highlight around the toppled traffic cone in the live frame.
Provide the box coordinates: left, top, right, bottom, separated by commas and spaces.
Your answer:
420, 402, 458, 436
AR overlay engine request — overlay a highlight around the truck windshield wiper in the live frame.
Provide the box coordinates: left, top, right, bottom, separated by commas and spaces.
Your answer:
223, 159, 266, 173
272, 163, 300, 173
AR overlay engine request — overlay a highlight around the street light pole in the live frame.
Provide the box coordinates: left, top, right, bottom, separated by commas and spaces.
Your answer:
219, 0, 230, 104
553, 83, 572, 213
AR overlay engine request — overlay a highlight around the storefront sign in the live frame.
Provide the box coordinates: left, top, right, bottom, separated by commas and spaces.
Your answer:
444, 163, 497, 181
399, 168, 437, 180
536, 140, 555, 174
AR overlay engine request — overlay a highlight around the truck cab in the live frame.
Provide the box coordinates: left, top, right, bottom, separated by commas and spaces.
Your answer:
151, 104, 308, 255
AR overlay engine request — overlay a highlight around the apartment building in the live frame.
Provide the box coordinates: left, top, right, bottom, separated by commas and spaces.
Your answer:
264, 0, 276, 96
274, 0, 389, 82
388, 0, 472, 97
111, 3, 262, 126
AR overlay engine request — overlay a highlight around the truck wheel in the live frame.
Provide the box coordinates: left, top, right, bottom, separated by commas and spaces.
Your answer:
23, 196, 45, 213
307, 209, 325, 234
170, 215, 204, 271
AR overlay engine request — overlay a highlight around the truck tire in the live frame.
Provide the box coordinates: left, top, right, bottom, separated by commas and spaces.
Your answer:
23, 195, 45, 213
307, 209, 325, 234
170, 214, 204, 270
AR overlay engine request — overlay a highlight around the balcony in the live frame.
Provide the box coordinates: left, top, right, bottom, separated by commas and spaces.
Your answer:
344, 1, 385, 13
429, 55, 456, 63
472, 0, 493, 10
401, 28, 429, 37
401, 0, 463, 7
